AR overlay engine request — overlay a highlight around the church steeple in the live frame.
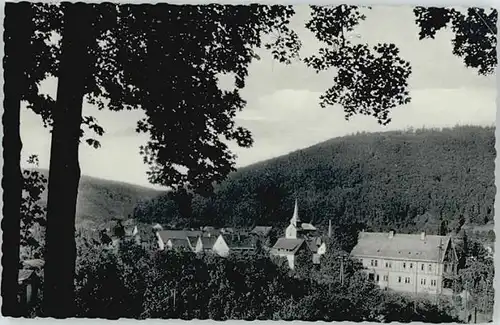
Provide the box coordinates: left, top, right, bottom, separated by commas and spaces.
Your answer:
290, 199, 300, 227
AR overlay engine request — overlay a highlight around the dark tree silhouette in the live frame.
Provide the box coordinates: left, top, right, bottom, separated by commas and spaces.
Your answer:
2, 3, 32, 315
43, 4, 97, 317
2, 2, 59, 316
305, 5, 412, 126
414, 7, 497, 75
41, 3, 300, 317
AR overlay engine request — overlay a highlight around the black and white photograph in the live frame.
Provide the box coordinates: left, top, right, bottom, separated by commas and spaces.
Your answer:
1, 1, 496, 322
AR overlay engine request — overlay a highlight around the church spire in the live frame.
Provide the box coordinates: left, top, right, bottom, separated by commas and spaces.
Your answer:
291, 198, 300, 227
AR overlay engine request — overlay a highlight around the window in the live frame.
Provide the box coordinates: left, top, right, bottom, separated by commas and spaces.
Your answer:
421, 264, 424, 271
428, 264, 432, 272
431, 279, 437, 286
410, 263, 413, 269
403, 262, 406, 269
383, 275, 389, 282
398, 276, 402, 283
444, 264, 448, 272
420, 278, 426, 285
385, 262, 389, 268
405, 277, 410, 284
451, 264, 455, 273
376, 274, 380, 282
374, 260, 378, 267
368, 273, 375, 281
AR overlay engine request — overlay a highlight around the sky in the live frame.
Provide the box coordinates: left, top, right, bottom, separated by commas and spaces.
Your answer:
19, 5, 496, 189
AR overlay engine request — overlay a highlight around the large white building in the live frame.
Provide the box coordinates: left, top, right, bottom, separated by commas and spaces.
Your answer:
350, 230, 458, 295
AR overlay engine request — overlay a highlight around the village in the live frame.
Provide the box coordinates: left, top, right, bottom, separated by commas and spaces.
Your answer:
94, 199, 465, 298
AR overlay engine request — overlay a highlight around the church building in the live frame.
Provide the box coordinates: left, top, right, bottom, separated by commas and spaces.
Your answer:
270, 200, 325, 269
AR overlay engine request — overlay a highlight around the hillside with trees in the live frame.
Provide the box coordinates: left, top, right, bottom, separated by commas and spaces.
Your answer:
30, 169, 163, 228
134, 125, 495, 235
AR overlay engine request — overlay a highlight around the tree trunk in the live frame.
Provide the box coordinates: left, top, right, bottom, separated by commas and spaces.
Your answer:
2, 2, 34, 317
43, 4, 93, 317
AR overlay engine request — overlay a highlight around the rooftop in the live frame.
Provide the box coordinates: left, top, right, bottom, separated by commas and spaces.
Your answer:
224, 234, 256, 249
351, 231, 451, 262
200, 236, 218, 250
167, 238, 192, 249
251, 226, 273, 237
301, 223, 317, 231
271, 238, 306, 255
157, 230, 202, 242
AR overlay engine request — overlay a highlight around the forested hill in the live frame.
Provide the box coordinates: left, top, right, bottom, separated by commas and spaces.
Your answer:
134, 125, 495, 235
31, 169, 163, 228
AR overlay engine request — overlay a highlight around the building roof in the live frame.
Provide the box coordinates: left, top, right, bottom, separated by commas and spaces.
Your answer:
224, 234, 255, 250
221, 227, 235, 234
203, 229, 221, 237
251, 226, 273, 237
167, 238, 192, 249
301, 223, 317, 231
153, 223, 163, 231
200, 236, 218, 250
157, 230, 202, 242
351, 232, 451, 262
271, 238, 306, 255
187, 236, 199, 248
18, 269, 34, 283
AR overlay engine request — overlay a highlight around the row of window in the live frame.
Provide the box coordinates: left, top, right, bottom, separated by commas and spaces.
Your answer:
419, 278, 437, 286
396, 276, 437, 286
370, 273, 437, 287
369, 259, 436, 272
371, 274, 390, 282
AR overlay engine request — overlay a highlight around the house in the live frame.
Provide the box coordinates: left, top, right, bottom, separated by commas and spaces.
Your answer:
155, 230, 202, 251
251, 226, 273, 237
306, 237, 327, 264
270, 237, 311, 269
270, 199, 320, 269
195, 235, 231, 257
224, 233, 257, 254
166, 238, 194, 251
350, 230, 458, 295
18, 259, 44, 312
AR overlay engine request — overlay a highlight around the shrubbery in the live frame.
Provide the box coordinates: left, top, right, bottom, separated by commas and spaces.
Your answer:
74, 237, 461, 322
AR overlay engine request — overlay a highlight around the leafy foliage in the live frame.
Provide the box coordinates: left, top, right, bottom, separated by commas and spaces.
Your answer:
305, 6, 412, 125
73, 238, 461, 321
119, 5, 301, 192
414, 7, 497, 75
456, 237, 494, 315
20, 157, 47, 261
